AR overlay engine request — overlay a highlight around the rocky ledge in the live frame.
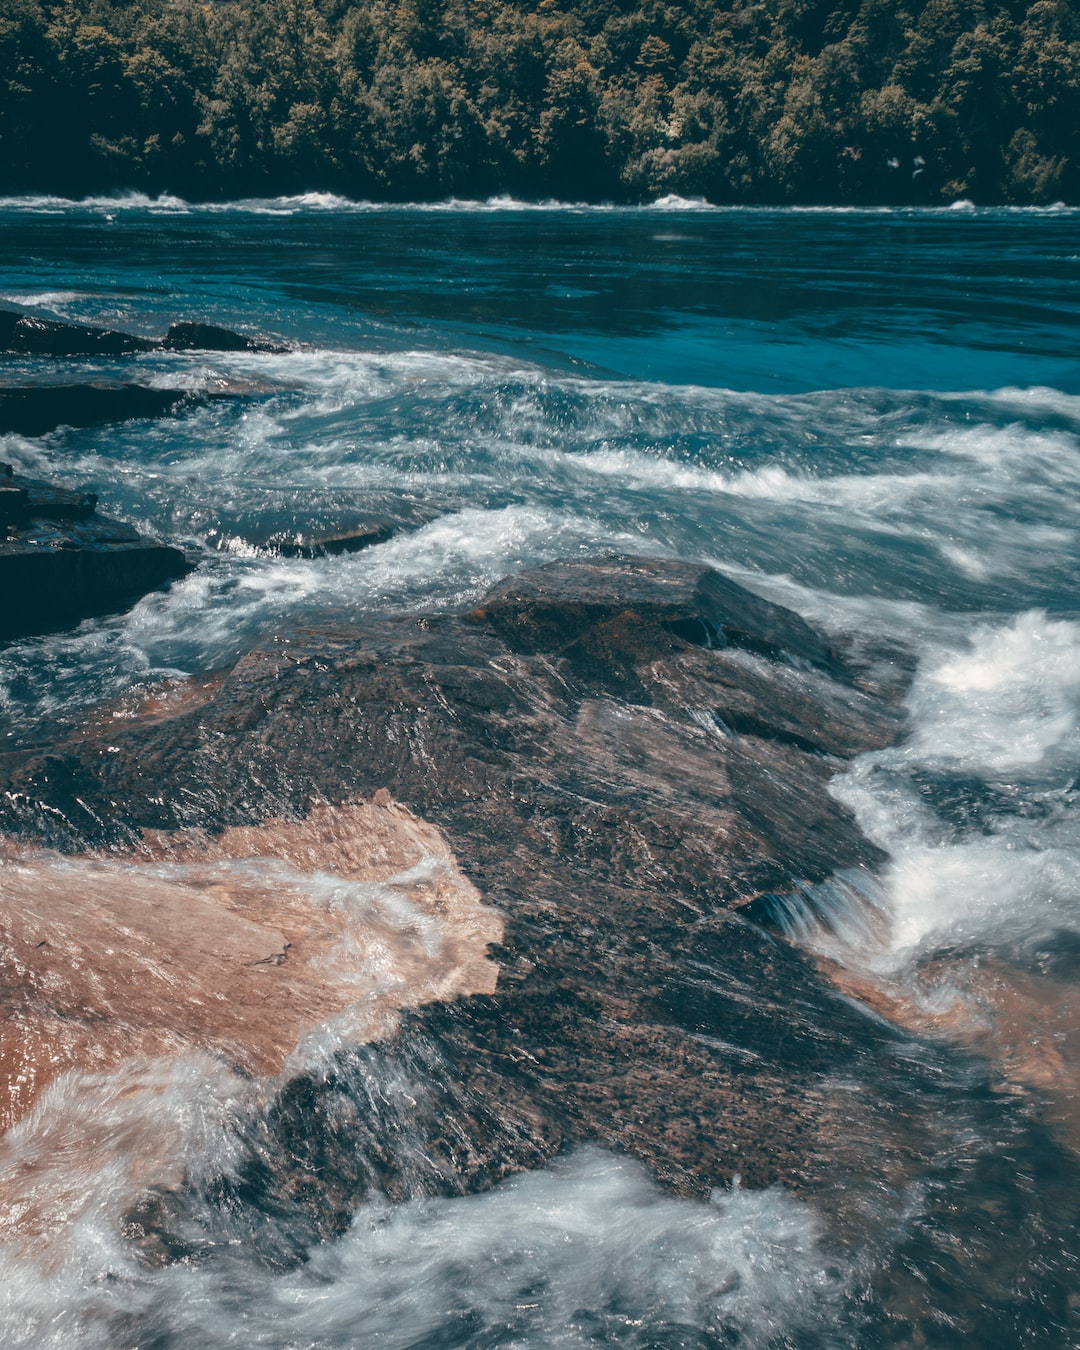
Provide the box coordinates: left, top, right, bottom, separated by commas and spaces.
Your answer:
6, 552, 1080, 1350
0, 308, 285, 357
0, 554, 924, 1219
0, 799, 502, 1137
0, 383, 199, 437
0, 462, 191, 640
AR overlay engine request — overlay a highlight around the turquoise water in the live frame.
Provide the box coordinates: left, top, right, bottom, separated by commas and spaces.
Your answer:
1, 198, 1079, 1346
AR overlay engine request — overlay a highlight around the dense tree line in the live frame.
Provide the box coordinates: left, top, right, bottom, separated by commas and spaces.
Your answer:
1, 0, 1078, 203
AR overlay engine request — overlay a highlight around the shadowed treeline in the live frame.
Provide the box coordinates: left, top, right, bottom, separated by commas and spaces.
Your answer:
0, 0, 1077, 204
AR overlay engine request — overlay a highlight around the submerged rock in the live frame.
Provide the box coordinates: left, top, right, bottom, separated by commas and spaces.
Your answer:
204, 492, 440, 560
160, 319, 284, 353
0, 307, 284, 357
259, 520, 402, 558
0, 463, 191, 641
0, 308, 151, 357
216, 516, 404, 559
0, 383, 194, 437
0, 554, 911, 1215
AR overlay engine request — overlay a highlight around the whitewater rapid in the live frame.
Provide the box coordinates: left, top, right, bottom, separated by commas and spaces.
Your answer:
2, 203, 1079, 1346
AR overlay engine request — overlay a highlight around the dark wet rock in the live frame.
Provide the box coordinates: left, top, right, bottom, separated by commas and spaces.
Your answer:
204, 494, 440, 559
221, 517, 403, 559
263, 520, 400, 558
0, 307, 285, 358
0, 464, 191, 641
1, 461, 98, 523
0, 308, 151, 357
6, 565, 1078, 1342
0, 553, 909, 1207
0, 384, 193, 437
0, 471, 27, 518
471, 555, 844, 677
160, 320, 285, 354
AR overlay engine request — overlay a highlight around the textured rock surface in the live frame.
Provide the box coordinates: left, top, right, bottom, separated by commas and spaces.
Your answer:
0, 555, 916, 1211
160, 319, 285, 353
0, 308, 151, 357
2, 553, 1077, 1346
0, 308, 283, 357
0, 800, 501, 1133
204, 493, 439, 559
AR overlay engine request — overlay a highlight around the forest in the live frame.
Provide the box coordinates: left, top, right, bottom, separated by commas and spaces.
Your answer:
0, 0, 1078, 205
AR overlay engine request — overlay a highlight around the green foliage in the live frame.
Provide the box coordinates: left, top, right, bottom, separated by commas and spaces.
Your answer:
0, 0, 1077, 202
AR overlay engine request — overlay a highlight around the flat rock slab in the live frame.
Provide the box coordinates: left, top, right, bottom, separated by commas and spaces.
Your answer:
214, 514, 410, 560
0, 554, 919, 1219
0, 384, 194, 437
202, 490, 443, 560
0, 800, 501, 1135
0, 464, 191, 641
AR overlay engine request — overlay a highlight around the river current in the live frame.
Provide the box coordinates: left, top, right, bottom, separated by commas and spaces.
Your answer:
1, 197, 1079, 1346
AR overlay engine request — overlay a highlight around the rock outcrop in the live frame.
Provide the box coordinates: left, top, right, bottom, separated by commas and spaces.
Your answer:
0, 383, 195, 437
0, 555, 913, 1208
0, 308, 284, 357
0, 462, 191, 640
0, 308, 150, 357
6, 558, 1069, 1350
160, 320, 283, 353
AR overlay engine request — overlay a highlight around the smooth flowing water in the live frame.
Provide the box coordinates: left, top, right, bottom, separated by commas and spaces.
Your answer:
1, 196, 1079, 1346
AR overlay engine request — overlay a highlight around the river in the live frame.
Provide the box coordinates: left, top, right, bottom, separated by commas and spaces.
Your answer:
1, 196, 1079, 1346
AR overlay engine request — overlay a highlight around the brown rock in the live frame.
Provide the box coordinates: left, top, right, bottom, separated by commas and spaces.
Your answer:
0, 555, 913, 1217
0, 801, 501, 1134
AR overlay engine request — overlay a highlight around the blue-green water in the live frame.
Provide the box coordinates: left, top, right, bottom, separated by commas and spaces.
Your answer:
1, 197, 1079, 1347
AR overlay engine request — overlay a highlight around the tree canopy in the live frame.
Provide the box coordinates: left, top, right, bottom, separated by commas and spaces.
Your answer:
1, 0, 1077, 203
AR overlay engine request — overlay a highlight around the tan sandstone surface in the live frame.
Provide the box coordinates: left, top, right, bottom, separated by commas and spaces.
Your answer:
0, 797, 503, 1135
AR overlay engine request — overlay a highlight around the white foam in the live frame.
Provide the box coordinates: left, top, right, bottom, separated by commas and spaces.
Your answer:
708, 565, 963, 673
905, 611, 1080, 772
0, 194, 592, 217
1, 291, 85, 314
0, 192, 191, 214
274, 191, 358, 211
349, 502, 639, 607
0, 1147, 845, 1349
650, 193, 714, 210
0, 1051, 255, 1256
564, 444, 955, 514
804, 610, 1080, 972
908, 421, 1080, 480
948, 386, 1080, 421
937, 542, 995, 581
3, 195, 1076, 220
873, 837, 1079, 964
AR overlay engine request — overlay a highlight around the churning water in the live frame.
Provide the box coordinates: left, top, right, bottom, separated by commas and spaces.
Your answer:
1, 199, 1079, 1345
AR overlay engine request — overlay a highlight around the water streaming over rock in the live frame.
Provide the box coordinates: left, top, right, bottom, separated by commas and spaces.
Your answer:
2, 199, 1079, 1346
